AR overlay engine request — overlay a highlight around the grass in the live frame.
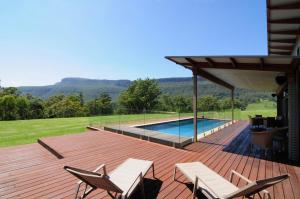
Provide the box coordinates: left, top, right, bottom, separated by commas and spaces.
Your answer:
0, 100, 276, 148
240, 100, 276, 119
0, 113, 178, 147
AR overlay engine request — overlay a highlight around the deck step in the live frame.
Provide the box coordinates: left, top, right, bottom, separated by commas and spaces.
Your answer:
37, 139, 64, 159
86, 126, 101, 131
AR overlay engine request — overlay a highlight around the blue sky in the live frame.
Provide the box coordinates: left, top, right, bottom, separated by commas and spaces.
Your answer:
0, 0, 267, 87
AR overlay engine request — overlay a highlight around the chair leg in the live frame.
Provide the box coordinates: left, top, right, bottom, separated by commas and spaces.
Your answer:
74, 184, 81, 199
173, 167, 177, 181
152, 164, 155, 178
139, 174, 145, 199
81, 187, 95, 199
107, 191, 119, 199
193, 177, 198, 199
192, 184, 196, 199
265, 150, 268, 158
81, 184, 88, 198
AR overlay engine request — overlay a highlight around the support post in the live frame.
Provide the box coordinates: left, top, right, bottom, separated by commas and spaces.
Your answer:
277, 93, 283, 117
231, 89, 234, 122
287, 73, 299, 162
193, 70, 198, 142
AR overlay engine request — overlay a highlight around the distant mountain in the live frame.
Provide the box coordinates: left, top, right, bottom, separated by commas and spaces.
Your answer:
18, 77, 273, 101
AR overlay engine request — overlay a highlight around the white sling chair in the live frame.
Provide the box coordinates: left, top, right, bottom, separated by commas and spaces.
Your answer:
65, 158, 155, 199
174, 162, 289, 199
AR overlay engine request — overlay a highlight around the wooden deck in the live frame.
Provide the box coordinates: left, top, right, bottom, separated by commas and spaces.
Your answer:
0, 121, 299, 199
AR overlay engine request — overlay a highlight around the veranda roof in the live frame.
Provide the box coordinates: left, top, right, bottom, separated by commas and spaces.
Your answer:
267, 0, 300, 55
166, 56, 300, 92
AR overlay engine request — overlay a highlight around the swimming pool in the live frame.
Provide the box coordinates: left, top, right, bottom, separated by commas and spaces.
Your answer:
137, 118, 226, 137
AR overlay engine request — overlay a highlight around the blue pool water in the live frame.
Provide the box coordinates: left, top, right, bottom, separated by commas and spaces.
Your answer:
137, 119, 226, 137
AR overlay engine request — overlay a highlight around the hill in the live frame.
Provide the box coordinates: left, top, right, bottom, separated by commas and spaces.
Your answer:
18, 77, 273, 102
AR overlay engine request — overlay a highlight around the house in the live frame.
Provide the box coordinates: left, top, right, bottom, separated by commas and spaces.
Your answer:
166, 0, 300, 163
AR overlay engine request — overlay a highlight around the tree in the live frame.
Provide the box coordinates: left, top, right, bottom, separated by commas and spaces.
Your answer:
16, 97, 29, 119
173, 96, 192, 112
219, 97, 248, 111
198, 96, 220, 112
0, 95, 18, 120
219, 98, 232, 110
97, 93, 113, 114
79, 92, 84, 106
158, 94, 175, 111
0, 87, 20, 97
28, 98, 45, 119
118, 78, 161, 113
45, 95, 65, 118
45, 94, 85, 118
87, 93, 113, 115
234, 98, 247, 110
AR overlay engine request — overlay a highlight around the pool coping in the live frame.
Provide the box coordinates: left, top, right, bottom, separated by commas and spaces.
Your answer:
197, 119, 237, 140
131, 116, 193, 128
102, 125, 193, 148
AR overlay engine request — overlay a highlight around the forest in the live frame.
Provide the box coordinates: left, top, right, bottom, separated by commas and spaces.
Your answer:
0, 78, 271, 121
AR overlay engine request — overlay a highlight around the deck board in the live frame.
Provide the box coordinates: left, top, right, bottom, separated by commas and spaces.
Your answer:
0, 120, 299, 199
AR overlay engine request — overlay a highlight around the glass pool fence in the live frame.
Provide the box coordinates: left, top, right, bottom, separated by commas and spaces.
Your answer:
89, 107, 241, 145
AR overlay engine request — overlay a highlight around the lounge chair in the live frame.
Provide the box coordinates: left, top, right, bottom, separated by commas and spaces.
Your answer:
173, 162, 289, 199
64, 158, 155, 199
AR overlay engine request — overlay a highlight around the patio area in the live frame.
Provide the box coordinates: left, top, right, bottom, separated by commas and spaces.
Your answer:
0, 120, 299, 199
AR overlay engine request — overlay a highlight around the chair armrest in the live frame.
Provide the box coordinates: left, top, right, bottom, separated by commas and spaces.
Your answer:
76, 164, 107, 185
77, 180, 84, 185
94, 164, 107, 175
262, 189, 271, 199
230, 170, 252, 183
125, 172, 143, 198
230, 170, 271, 198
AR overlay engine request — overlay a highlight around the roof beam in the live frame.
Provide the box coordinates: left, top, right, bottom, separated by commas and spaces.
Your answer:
183, 60, 293, 72
266, 0, 300, 55
193, 67, 234, 90
269, 18, 300, 24
269, 29, 300, 35
269, 2, 300, 10
205, 58, 215, 67
229, 57, 237, 68
269, 38, 296, 44
269, 45, 294, 51
269, 50, 292, 55
185, 58, 197, 65
185, 58, 234, 90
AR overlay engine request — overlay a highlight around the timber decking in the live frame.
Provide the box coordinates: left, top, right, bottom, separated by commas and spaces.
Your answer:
0, 120, 299, 199
103, 125, 193, 148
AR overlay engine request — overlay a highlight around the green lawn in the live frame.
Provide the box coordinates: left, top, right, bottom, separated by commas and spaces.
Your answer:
239, 100, 276, 119
0, 100, 276, 148
198, 100, 276, 120
0, 113, 179, 147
